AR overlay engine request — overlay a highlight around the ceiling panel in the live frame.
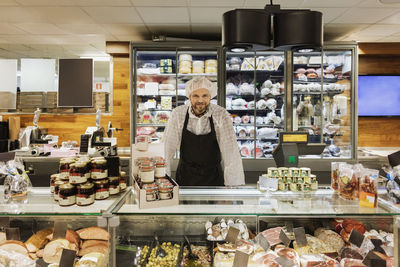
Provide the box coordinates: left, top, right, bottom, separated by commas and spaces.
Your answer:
189, 7, 233, 24
27, 7, 95, 24
147, 24, 190, 35
0, 7, 47, 23
323, 23, 370, 40
244, 0, 303, 8
191, 24, 221, 34
379, 36, 400, 41
310, 8, 348, 23
83, 7, 143, 24
137, 7, 189, 24
190, 0, 245, 7
114, 34, 148, 41
301, 0, 362, 8
130, 0, 187, 6
357, 0, 400, 7
355, 24, 400, 36
0, 23, 27, 34
379, 10, 400, 24
15, 23, 66, 34
331, 7, 398, 23
56, 23, 108, 34
15, 0, 73, 6
102, 24, 148, 35
74, 0, 132, 6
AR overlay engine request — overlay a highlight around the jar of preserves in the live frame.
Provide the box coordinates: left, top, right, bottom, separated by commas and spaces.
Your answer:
156, 178, 169, 185
59, 158, 75, 179
54, 180, 68, 201
267, 167, 279, 178
91, 157, 108, 179
76, 183, 95, 206
58, 184, 76, 206
109, 176, 120, 195
154, 157, 166, 178
300, 167, 311, 178
289, 167, 300, 177
69, 161, 89, 184
94, 179, 109, 200
133, 157, 151, 177
158, 182, 174, 200
278, 167, 289, 178
143, 183, 158, 201
139, 161, 155, 183
50, 174, 60, 193
119, 171, 127, 191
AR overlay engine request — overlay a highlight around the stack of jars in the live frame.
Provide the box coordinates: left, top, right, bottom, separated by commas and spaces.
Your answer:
135, 156, 174, 201
50, 156, 128, 207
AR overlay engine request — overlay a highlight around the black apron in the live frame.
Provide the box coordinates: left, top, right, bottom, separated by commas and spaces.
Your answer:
175, 108, 224, 186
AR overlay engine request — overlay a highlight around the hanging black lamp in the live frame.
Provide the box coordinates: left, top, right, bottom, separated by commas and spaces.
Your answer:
273, 10, 323, 50
222, 9, 270, 51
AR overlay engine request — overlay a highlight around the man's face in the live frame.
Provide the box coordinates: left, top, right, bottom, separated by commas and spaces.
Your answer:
189, 88, 211, 115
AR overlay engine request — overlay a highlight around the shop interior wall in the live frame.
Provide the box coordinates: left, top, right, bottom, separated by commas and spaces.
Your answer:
358, 43, 400, 147
1, 56, 131, 147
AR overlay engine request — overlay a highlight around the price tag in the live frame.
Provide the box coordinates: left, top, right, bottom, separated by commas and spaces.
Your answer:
36, 258, 49, 267
255, 233, 270, 251
362, 251, 386, 267
5, 228, 20, 241
59, 249, 76, 267
275, 256, 294, 267
225, 226, 240, 244
294, 227, 307, 247
53, 221, 67, 239
232, 250, 249, 267
279, 229, 291, 247
348, 229, 364, 248
285, 221, 294, 233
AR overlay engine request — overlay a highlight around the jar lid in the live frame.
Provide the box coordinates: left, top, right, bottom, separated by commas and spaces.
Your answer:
55, 180, 68, 185
300, 167, 311, 170
59, 184, 74, 190
92, 159, 107, 164
78, 183, 94, 189
289, 167, 299, 170
51, 174, 60, 179
156, 178, 169, 184
140, 161, 154, 168
60, 158, 75, 164
120, 171, 126, 176
310, 174, 316, 178
143, 183, 158, 191
72, 161, 87, 168
94, 179, 109, 185
109, 176, 119, 181
278, 167, 288, 170
158, 182, 173, 190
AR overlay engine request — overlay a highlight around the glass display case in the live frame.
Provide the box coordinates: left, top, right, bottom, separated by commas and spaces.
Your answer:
225, 51, 285, 159
131, 43, 221, 144
292, 44, 356, 159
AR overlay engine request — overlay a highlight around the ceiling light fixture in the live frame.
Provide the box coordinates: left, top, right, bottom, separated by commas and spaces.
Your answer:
230, 47, 246, 53
297, 48, 314, 53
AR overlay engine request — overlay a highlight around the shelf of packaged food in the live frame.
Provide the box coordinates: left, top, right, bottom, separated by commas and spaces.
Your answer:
227, 94, 283, 100
228, 109, 278, 112
256, 137, 279, 140
137, 73, 176, 76
137, 109, 173, 112
236, 137, 279, 141
137, 95, 186, 98
137, 123, 166, 127
177, 73, 217, 77
293, 90, 345, 95
293, 78, 338, 83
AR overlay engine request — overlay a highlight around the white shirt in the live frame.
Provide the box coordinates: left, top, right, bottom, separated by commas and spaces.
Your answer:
164, 103, 245, 186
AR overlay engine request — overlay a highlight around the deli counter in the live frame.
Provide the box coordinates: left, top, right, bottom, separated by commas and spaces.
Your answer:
0, 185, 399, 266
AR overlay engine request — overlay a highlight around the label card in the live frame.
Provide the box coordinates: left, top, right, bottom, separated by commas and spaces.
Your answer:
294, 227, 307, 247
36, 258, 49, 267
362, 251, 386, 267
285, 221, 294, 233
5, 228, 20, 241
349, 229, 365, 248
275, 256, 294, 267
279, 229, 291, 247
53, 221, 67, 239
255, 233, 270, 251
59, 249, 77, 267
232, 250, 249, 267
370, 238, 383, 248
225, 226, 240, 244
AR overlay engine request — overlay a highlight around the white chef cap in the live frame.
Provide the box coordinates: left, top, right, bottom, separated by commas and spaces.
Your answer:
185, 76, 217, 98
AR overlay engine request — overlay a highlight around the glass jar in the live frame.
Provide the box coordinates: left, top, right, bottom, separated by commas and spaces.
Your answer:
278, 167, 289, 178
109, 176, 120, 195
76, 183, 95, 206
267, 167, 279, 178
156, 178, 169, 185
136, 135, 150, 151
91, 158, 108, 179
50, 174, 60, 193
360, 169, 378, 208
143, 183, 158, 202
289, 167, 300, 177
59, 158, 75, 179
54, 180, 68, 201
119, 171, 128, 191
69, 161, 89, 184
58, 184, 76, 206
300, 167, 311, 178
158, 182, 174, 200
94, 179, 110, 200
139, 161, 155, 183
133, 157, 151, 177
154, 158, 166, 178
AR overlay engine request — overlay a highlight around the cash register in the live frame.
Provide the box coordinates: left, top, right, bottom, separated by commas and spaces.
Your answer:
272, 131, 326, 167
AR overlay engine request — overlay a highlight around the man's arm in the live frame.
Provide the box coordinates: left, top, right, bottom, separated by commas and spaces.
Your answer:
163, 109, 181, 177
217, 109, 245, 186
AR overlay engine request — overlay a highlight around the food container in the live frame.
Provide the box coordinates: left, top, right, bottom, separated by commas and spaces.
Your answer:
76, 183, 95, 206
58, 184, 76, 206
296, 183, 304, 191
139, 161, 155, 183
160, 59, 172, 67
268, 167, 279, 177
290, 183, 297, 192
339, 164, 358, 201
156, 178, 169, 185
360, 169, 378, 208
69, 161, 89, 184
278, 182, 288, 191
310, 174, 317, 184
153, 157, 166, 178
91, 158, 108, 179
54, 180, 68, 201
119, 171, 128, 191
278, 167, 289, 177
311, 181, 318, 191
59, 158, 75, 179
109, 176, 120, 195
289, 167, 300, 177
160, 66, 173, 74
136, 135, 150, 152
158, 182, 174, 200
143, 183, 158, 202
94, 179, 110, 200
133, 157, 151, 177
297, 176, 305, 184
300, 167, 311, 178
331, 162, 340, 191
50, 174, 60, 193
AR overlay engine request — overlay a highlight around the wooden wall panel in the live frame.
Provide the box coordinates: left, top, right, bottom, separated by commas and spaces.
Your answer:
358, 42, 400, 147
1, 57, 131, 147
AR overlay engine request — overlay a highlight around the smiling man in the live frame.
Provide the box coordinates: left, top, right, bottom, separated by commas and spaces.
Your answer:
164, 76, 245, 186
